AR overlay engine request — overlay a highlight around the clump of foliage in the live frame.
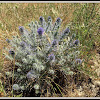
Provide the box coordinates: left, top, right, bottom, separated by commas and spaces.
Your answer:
68, 3, 99, 77
4, 16, 82, 96
70, 3, 99, 52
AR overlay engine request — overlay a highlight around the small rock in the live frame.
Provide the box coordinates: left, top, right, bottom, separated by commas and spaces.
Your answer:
95, 68, 100, 77
78, 86, 83, 92
78, 91, 85, 97
91, 66, 95, 68
94, 61, 99, 67
92, 85, 95, 88
93, 81, 100, 87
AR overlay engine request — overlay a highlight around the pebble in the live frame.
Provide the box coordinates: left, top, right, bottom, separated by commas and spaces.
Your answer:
92, 85, 95, 88
94, 61, 99, 67
91, 66, 95, 68
93, 81, 100, 87
95, 68, 100, 77
78, 91, 84, 96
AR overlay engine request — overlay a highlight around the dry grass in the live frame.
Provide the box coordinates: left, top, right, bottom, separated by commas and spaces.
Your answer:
0, 3, 75, 49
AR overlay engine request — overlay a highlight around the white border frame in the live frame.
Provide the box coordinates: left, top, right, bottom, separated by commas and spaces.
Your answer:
0, 1, 100, 3
0, 1, 100, 99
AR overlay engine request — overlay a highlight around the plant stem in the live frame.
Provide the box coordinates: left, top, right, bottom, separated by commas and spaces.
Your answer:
12, 55, 15, 97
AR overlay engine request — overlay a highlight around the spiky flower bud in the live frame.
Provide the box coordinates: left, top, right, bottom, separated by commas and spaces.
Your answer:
17, 68, 21, 72
60, 27, 70, 40
39, 16, 44, 23
18, 26, 24, 35
5, 72, 12, 77
64, 27, 70, 34
6, 39, 10, 43
9, 50, 15, 56
73, 40, 80, 46
22, 58, 27, 64
48, 16, 52, 21
69, 71, 74, 75
12, 84, 20, 91
26, 71, 37, 79
48, 54, 55, 62
48, 69, 55, 74
75, 59, 82, 64
34, 84, 40, 90
56, 17, 61, 24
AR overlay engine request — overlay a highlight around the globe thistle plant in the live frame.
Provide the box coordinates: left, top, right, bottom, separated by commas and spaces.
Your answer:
4, 16, 82, 96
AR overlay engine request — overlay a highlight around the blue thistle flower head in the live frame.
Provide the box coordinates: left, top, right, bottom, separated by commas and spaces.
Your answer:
64, 27, 70, 34
27, 70, 37, 79
73, 40, 80, 45
39, 16, 44, 23
9, 50, 15, 56
56, 17, 61, 24
18, 26, 24, 34
75, 58, 82, 64
37, 27, 44, 36
51, 39, 58, 47
48, 16, 52, 21
6, 39, 10, 43
60, 27, 70, 40
48, 54, 55, 61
